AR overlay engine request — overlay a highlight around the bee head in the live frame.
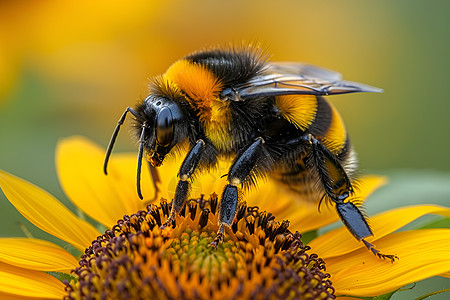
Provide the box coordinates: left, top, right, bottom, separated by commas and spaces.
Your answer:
103, 94, 188, 200
137, 95, 186, 167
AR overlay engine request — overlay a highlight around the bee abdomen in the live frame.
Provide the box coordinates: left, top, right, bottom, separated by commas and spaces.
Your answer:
308, 96, 347, 155
272, 167, 320, 203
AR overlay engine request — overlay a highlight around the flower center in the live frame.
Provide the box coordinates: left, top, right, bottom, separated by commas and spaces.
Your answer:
64, 194, 335, 299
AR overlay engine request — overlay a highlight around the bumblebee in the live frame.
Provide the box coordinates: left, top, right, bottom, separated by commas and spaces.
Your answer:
104, 45, 397, 261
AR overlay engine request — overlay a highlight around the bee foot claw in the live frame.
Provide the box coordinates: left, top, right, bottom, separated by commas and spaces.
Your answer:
363, 239, 398, 263
210, 239, 219, 249
210, 231, 224, 249
370, 247, 398, 263
374, 250, 399, 263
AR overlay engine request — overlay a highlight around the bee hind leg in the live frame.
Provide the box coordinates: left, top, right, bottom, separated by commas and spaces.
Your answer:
335, 201, 397, 262
304, 134, 398, 262
362, 239, 399, 263
211, 137, 266, 248
160, 139, 206, 229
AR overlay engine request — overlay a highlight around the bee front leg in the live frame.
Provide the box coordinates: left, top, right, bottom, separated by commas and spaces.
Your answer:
211, 137, 266, 248
160, 140, 205, 229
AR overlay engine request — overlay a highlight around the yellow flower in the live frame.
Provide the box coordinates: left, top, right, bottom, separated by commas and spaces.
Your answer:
0, 136, 449, 299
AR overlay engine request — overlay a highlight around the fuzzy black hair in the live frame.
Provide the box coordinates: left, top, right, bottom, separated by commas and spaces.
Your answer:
186, 44, 269, 87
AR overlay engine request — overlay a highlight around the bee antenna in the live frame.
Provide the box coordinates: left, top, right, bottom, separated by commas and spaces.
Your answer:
136, 123, 147, 200
104, 107, 139, 175
103, 130, 119, 176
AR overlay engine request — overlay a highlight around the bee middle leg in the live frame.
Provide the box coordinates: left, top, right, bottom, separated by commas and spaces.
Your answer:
211, 137, 266, 248
160, 139, 206, 229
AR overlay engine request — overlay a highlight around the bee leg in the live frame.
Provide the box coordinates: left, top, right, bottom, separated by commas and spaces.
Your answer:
211, 137, 265, 248
305, 134, 354, 201
361, 239, 399, 263
335, 201, 372, 240
335, 202, 397, 262
211, 223, 225, 248
160, 140, 205, 229
305, 134, 398, 262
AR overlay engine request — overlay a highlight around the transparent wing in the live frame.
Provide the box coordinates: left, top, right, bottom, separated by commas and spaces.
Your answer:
268, 62, 343, 81
234, 62, 383, 98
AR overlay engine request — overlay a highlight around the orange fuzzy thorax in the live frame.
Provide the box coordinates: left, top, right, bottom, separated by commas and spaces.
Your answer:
164, 59, 234, 151
165, 59, 224, 123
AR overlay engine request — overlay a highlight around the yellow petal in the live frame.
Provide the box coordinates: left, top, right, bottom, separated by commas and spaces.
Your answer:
189, 159, 229, 197
57, 136, 235, 227
0, 238, 78, 272
156, 153, 230, 201
56, 136, 155, 227
441, 271, 450, 278
350, 175, 388, 205
0, 170, 99, 250
0, 291, 45, 300
246, 175, 387, 233
309, 204, 450, 259
0, 261, 66, 299
327, 229, 450, 297
157, 162, 386, 235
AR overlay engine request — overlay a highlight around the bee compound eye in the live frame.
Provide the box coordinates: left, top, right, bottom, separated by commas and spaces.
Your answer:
156, 106, 174, 147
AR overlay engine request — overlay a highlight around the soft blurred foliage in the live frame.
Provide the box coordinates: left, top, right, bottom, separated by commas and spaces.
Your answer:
1, 1, 449, 298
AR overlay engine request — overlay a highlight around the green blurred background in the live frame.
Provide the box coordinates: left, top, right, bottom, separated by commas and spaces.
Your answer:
1, 0, 449, 298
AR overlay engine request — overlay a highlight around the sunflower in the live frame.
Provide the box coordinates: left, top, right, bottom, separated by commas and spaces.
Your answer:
0, 136, 449, 299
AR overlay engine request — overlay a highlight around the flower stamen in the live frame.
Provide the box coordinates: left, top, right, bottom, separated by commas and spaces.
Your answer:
64, 194, 335, 299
